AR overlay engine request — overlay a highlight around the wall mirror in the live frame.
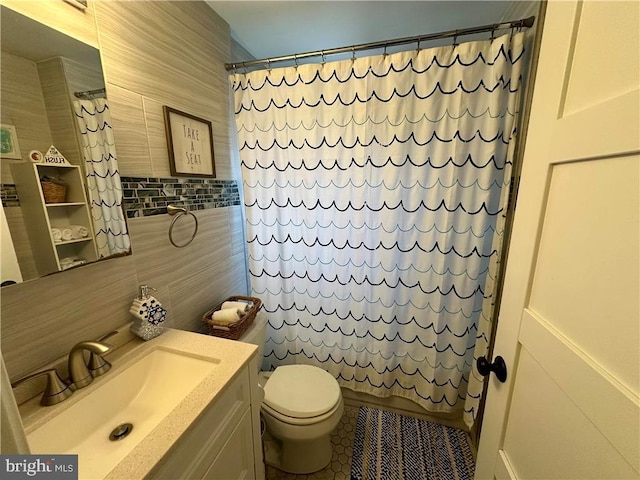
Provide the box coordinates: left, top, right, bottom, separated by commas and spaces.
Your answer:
0, 5, 131, 286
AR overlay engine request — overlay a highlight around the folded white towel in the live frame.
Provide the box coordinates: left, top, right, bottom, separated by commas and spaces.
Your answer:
61, 228, 73, 241
221, 301, 250, 315
70, 225, 88, 239
51, 228, 62, 243
211, 307, 241, 326
211, 325, 231, 331
59, 257, 86, 270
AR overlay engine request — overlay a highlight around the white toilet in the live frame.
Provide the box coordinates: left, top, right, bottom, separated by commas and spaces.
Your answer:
240, 312, 344, 474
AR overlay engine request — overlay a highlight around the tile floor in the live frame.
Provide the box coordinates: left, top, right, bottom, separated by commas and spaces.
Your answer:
265, 405, 359, 480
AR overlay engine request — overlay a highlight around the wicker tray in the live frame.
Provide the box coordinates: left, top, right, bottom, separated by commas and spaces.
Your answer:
202, 295, 262, 340
41, 181, 67, 203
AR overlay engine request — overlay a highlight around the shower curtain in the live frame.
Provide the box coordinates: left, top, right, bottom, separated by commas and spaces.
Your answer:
73, 98, 130, 258
231, 32, 525, 428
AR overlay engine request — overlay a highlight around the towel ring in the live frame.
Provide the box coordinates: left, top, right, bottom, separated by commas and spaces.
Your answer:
167, 205, 198, 248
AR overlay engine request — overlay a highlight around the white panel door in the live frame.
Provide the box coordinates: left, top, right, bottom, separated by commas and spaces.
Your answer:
0, 203, 22, 285
475, 1, 640, 479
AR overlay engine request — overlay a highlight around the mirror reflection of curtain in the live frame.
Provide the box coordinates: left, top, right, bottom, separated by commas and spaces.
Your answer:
73, 98, 130, 258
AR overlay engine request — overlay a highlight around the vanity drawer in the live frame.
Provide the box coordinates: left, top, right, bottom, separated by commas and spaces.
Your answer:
148, 367, 252, 480
203, 409, 254, 480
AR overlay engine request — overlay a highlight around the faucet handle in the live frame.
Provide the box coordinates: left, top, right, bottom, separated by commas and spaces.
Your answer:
88, 331, 118, 378
87, 350, 111, 378
12, 369, 73, 406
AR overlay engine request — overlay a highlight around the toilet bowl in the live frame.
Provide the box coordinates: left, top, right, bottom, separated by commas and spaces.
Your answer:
239, 313, 344, 474
261, 364, 344, 473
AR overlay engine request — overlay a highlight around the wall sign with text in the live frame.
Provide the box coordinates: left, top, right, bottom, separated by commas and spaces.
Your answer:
163, 106, 215, 177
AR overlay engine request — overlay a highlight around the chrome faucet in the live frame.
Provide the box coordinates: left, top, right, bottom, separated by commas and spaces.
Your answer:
68, 341, 112, 389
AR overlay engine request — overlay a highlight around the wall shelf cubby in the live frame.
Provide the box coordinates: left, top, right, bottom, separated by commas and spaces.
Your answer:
10, 162, 98, 277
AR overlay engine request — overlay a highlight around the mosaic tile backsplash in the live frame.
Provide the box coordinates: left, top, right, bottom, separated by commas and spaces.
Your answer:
2, 178, 241, 217
121, 177, 240, 217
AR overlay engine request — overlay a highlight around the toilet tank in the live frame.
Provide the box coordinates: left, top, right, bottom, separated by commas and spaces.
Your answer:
238, 310, 267, 371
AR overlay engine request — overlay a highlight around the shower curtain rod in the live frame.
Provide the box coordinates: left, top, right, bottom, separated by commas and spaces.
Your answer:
225, 15, 535, 72
73, 87, 106, 98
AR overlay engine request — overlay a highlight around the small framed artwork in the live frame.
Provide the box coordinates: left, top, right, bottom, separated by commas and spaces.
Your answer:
0, 124, 22, 159
163, 106, 215, 178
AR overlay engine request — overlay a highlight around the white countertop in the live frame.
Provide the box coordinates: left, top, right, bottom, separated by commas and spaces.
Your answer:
20, 328, 257, 479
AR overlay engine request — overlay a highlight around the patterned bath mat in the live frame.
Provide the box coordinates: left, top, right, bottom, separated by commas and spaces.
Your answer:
350, 407, 475, 480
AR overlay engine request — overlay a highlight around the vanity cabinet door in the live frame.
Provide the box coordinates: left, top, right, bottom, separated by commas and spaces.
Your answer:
148, 368, 253, 480
203, 409, 255, 480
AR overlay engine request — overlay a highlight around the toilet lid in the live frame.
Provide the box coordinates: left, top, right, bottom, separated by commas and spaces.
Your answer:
263, 365, 341, 419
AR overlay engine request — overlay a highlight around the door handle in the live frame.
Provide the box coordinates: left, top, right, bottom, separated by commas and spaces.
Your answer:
477, 355, 508, 383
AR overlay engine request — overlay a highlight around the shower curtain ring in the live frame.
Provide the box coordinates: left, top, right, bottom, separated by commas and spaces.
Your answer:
321, 50, 326, 64
351, 46, 356, 61
490, 28, 495, 43
383, 43, 388, 57
416, 37, 422, 51
452, 33, 458, 49
267, 58, 272, 72
294, 54, 299, 68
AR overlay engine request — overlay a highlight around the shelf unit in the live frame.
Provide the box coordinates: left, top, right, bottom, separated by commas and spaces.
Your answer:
10, 162, 98, 277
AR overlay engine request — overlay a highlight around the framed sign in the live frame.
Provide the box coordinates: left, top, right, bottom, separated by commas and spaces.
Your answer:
0, 124, 22, 159
163, 106, 215, 177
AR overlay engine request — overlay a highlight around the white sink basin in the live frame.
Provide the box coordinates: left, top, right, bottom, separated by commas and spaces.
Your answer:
27, 347, 218, 480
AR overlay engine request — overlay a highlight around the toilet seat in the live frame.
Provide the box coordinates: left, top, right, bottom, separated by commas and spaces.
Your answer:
263, 365, 341, 419
262, 397, 343, 426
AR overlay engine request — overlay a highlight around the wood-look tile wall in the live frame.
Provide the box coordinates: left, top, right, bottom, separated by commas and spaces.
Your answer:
0, 52, 52, 183
61, 57, 104, 97
96, 1, 233, 179
37, 58, 83, 166
0, 2, 249, 382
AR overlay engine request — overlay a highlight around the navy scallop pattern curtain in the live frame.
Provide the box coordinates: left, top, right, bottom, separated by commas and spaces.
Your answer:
73, 99, 130, 258
231, 32, 525, 427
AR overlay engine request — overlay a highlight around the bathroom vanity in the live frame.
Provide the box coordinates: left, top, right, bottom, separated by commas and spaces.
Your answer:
19, 329, 265, 480
149, 365, 257, 479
